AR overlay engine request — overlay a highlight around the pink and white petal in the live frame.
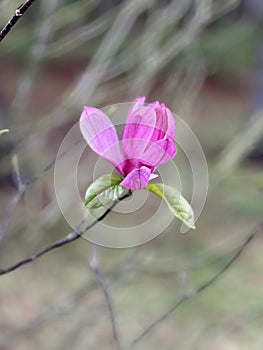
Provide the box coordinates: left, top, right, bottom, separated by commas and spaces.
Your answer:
122, 138, 150, 165
80, 106, 124, 173
142, 138, 177, 168
123, 105, 156, 141
120, 166, 152, 190
149, 103, 176, 142
118, 155, 154, 176
121, 137, 176, 171
128, 96, 146, 115
163, 106, 176, 140
122, 106, 157, 159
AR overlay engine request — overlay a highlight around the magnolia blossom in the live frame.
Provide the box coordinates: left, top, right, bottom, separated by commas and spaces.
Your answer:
80, 97, 176, 190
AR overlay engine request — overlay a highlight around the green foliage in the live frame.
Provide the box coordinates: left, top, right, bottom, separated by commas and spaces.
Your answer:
84, 174, 125, 208
146, 183, 195, 229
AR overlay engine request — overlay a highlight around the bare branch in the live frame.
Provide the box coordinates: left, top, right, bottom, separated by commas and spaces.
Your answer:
0, 155, 26, 240
0, 251, 137, 349
0, 282, 92, 349
0, 0, 37, 42
0, 193, 131, 276
89, 245, 121, 350
131, 223, 262, 346
0, 139, 81, 240
11, 0, 60, 112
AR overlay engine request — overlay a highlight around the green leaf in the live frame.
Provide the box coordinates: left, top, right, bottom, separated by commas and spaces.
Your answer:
146, 183, 195, 229
84, 174, 125, 208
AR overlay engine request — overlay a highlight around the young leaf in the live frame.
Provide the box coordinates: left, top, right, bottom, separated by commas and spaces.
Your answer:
0, 129, 9, 136
85, 174, 125, 208
146, 183, 195, 229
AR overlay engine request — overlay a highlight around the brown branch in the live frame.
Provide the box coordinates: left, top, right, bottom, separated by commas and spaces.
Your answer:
0, 0, 37, 42
0, 192, 131, 276
131, 223, 263, 346
89, 245, 121, 350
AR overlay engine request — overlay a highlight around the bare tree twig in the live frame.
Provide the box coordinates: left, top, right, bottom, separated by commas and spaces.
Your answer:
0, 251, 137, 349
28, 139, 82, 186
89, 245, 121, 350
10, 0, 60, 112
0, 190, 24, 241
0, 0, 37, 42
131, 223, 262, 346
0, 282, 92, 350
0, 192, 131, 276
0, 155, 26, 240
0, 139, 81, 241
12, 0, 155, 140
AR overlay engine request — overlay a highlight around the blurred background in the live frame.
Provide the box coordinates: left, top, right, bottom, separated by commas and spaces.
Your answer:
0, 0, 263, 349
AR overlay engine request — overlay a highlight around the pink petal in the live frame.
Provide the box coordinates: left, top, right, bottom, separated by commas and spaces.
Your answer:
120, 166, 152, 190
122, 100, 176, 165
128, 96, 146, 114
122, 105, 157, 159
142, 138, 177, 168
119, 156, 153, 176
80, 107, 124, 174
123, 105, 156, 141
149, 102, 176, 142
121, 137, 156, 175
120, 136, 176, 174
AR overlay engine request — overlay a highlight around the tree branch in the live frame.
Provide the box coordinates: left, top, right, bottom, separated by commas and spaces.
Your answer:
0, 192, 131, 276
89, 245, 121, 350
0, 0, 37, 43
131, 223, 263, 346
0, 251, 137, 349
0, 155, 26, 241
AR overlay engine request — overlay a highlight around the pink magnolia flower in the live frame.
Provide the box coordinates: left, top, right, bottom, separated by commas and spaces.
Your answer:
80, 97, 176, 191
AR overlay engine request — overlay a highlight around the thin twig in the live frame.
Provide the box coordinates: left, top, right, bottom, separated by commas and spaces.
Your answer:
0, 138, 80, 240
0, 190, 24, 241
10, 0, 60, 112
131, 223, 262, 346
0, 155, 26, 240
28, 139, 83, 186
89, 245, 121, 350
0, 0, 37, 42
0, 251, 137, 349
0, 192, 131, 276
0, 282, 92, 350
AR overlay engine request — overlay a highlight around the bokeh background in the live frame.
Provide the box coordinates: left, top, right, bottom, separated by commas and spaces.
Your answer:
0, 0, 263, 349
